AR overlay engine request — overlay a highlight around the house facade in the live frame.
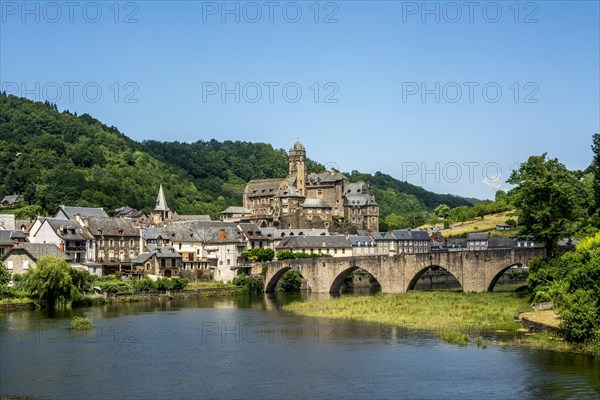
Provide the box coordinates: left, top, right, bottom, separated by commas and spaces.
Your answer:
2, 243, 70, 275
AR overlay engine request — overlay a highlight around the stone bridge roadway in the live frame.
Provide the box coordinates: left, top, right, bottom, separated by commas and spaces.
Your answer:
263, 248, 546, 294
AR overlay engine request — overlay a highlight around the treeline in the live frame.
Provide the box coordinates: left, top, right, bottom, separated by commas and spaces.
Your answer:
0, 94, 477, 224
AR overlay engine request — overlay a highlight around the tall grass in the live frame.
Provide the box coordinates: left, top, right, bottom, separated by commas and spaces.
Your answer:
284, 292, 530, 334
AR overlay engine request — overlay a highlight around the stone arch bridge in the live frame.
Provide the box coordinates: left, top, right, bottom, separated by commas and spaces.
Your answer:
263, 248, 545, 294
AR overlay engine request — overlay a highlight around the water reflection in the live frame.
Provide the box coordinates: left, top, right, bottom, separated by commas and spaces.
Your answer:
1, 294, 598, 400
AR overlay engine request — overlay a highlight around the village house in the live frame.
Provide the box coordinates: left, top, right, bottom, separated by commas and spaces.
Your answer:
159, 221, 245, 283
110, 206, 148, 220
29, 218, 93, 264
77, 216, 142, 275
0, 230, 28, 257
467, 232, 490, 251
348, 235, 377, 256
1, 195, 21, 207
371, 230, 431, 255
2, 243, 71, 275
276, 235, 352, 258
237, 223, 274, 250
131, 245, 182, 277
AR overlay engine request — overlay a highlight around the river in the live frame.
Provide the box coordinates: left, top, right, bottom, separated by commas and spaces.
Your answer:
1, 293, 598, 400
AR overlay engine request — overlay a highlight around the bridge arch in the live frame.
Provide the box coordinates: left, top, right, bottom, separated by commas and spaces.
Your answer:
487, 263, 525, 292
406, 265, 463, 291
329, 261, 381, 294
265, 266, 309, 293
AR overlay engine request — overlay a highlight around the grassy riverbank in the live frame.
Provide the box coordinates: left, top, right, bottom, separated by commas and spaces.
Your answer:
283, 292, 599, 356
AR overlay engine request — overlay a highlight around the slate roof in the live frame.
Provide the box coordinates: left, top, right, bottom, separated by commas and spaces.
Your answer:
0, 230, 26, 246
155, 184, 170, 211
274, 228, 329, 238
276, 235, 352, 250
307, 172, 347, 184
345, 193, 377, 207
1, 195, 20, 205
83, 217, 139, 237
301, 198, 332, 208
112, 206, 146, 219
160, 222, 243, 244
173, 214, 212, 222
488, 237, 514, 249
15, 219, 34, 234
221, 206, 252, 215
345, 182, 367, 194
246, 179, 284, 196
143, 228, 162, 240
447, 238, 467, 248
348, 236, 375, 246
44, 219, 94, 241
467, 232, 490, 241
58, 206, 108, 219
147, 245, 182, 259
3, 243, 71, 262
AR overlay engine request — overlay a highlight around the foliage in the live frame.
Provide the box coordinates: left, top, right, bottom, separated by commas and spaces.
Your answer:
280, 270, 302, 292
71, 316, 94, 330
262, 264, 269, 278
0, 94, 477, 225
508, 153, 582, 256
23, 256, 79, 308
133, 277, 157, 292
276, 251, 334, 260
232, 273, 262, 293
240, 248, 275, 263
0, 262, 10, 286
155, 277, 189, 291
528, 233, 600, 344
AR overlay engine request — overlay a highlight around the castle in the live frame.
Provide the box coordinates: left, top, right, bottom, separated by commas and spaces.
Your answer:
243, 141, 379, 231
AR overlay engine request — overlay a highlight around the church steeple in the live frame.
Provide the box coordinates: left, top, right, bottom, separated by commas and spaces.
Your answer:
152, 184, 172, 224
289, 140, 306, 196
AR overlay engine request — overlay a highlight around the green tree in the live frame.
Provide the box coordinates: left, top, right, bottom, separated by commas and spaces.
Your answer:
591, 133, 600, 220
23, 256, 79, 308
280, 270, 302, 292
508, 154, 581, 257
0, 262, 10, 286
434, 204, 450, 219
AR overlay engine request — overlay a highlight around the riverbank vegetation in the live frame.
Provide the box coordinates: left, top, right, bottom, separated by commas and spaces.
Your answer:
284, 291, 529, 334
70, 316, 94, 330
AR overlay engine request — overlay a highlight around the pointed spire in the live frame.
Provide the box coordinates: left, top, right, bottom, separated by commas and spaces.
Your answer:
155, 184, 169, 211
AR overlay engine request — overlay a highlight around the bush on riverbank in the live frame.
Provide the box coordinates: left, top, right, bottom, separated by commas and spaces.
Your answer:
528, 233, 600, 345
232, 274, 263, 294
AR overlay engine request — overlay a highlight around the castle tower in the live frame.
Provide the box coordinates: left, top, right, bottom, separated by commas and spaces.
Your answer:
152, 184, 172, 224
289, 140, 306, 196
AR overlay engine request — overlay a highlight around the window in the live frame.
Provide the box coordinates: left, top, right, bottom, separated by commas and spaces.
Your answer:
7, 260, 13, 270
179, 243, 182, 250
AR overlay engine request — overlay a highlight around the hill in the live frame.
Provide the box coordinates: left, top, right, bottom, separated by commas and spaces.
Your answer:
0, 94, 476, 223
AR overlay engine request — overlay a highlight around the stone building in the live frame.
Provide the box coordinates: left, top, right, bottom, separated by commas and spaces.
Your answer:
77, 216, 142, 275
243, 141, 379, 232
2, 243, 71, 275
275, 235, 352, 257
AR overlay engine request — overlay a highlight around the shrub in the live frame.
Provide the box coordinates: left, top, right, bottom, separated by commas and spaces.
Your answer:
133, 277, 156, 292
276, 251, 333, 260
233, 273, 262, 293
241, 248, 275, 263
280, 270, 302, 292
71, 316, 94, 330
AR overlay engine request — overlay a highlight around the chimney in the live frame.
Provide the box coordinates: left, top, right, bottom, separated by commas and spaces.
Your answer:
59, 241, 65, 252
219, 228, 225, 242
139, 221, 144, 253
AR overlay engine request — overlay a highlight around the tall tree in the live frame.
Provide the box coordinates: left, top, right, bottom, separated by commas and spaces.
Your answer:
507, 154, 581, 257
591, 133, 600, 221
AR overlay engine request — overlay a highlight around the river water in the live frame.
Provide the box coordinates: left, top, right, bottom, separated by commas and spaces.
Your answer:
1, 293, 598, 400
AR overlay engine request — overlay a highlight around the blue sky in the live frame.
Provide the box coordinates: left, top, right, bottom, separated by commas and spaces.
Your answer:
1, 0, 599, 199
